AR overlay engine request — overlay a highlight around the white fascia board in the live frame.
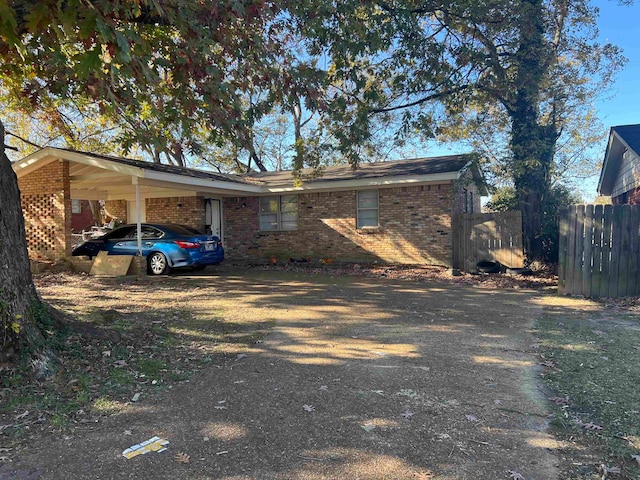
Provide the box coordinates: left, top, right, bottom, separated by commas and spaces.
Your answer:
13, 147, 144, 178
264, 172, 458, 193
57, 149, 144, 177
13, 150, 59, 177
142, 170, 264, 193
598, 131, 620, 195
104, 189, 198, 202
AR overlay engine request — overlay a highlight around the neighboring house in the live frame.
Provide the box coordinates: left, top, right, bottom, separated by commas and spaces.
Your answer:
598, 124, 640, 204
71, 199, 96, 232
12, 147, 486, 267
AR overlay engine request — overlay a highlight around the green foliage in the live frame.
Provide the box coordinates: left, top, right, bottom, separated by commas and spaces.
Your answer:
293, 0, 625, 260
0, 0, 328, 170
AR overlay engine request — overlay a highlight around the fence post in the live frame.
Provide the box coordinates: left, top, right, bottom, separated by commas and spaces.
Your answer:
616, 206, 631, 297
591, 204, 604, 296
608, 206, 624, 298
630, 207, 640, 296
557, 207, 569, 294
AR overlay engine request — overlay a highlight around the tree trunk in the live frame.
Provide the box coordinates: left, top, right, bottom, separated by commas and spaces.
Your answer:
0, 120, 56, 376
509, 0, 555, 263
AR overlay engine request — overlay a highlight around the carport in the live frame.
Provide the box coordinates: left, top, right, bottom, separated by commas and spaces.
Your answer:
13, 147, 261, 260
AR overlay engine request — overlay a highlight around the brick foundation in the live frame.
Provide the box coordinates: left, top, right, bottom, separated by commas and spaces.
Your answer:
18, 160, 71, 260
224, 184, 455, 266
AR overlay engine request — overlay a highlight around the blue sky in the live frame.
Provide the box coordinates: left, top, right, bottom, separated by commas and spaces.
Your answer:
594, 0, 640, 128
427, 0, 639, 200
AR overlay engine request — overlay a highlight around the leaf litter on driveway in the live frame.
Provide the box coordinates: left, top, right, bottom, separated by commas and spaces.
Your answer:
5, 269, 566, 479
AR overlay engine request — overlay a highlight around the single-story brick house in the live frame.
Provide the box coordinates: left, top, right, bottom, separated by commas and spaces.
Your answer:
12, 147, 486, 267
598, 124, 640, 204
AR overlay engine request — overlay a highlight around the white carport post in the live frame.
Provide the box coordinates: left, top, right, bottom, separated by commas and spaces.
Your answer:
134, 179, 142, 256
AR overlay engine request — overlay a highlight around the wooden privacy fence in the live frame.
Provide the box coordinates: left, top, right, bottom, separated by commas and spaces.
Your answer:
558, 204, 640, 298
452, 211, 525, 272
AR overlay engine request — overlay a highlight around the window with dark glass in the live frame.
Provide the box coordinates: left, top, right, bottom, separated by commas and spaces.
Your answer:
259, 195, 298, 231
357, 190, 379, 227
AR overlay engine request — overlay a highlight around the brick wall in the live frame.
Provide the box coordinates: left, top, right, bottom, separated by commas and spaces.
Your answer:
223, 183, 455, 266
104, 200, 127, 222
612, 187, 640, 205
145, 196, 205, 230
18, 160, 71, 260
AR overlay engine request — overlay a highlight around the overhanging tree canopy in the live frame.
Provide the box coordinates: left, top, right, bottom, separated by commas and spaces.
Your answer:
292, 0, 625, 261
0, 0, 326, 367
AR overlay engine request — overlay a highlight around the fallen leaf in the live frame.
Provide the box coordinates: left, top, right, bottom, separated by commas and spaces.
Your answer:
397, 389, 418, 398
548, 396, 570, 405
539, 361, 559, 370
113, 360, 128, 368
302, 405, 315, 412
632, 454, 640, 466
401, 410, 414, 419
123, 430, 132, 436
465, 414, 478, 422
131, 393, 141, 402
592, 330, 606, 336
494, 399, 502, 405
175, 452, 190, 464
507, 471, 525, 480
581, 422, 603, 431
14, 411, 29, 420
319, 385, 328, 391
361, 423, 376, 432
236, 353, 247, 360
102, 350, 111, 357
597, 463, 621, 475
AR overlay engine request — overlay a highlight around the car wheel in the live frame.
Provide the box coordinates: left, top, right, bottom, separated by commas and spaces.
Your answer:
148, 252, 169, 275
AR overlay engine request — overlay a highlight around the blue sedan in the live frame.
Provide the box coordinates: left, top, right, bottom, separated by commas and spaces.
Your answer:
72, 224, 224, 275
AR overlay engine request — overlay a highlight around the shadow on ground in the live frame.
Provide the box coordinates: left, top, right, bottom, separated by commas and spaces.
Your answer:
7, 269, 598, 480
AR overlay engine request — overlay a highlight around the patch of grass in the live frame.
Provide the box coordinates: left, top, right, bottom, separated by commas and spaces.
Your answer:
136, 358, 165, 377
536, 315, 640, 479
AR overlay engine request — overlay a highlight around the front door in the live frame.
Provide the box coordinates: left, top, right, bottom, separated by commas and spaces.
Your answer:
205, 199, 222, 239
127, 200, 146, 224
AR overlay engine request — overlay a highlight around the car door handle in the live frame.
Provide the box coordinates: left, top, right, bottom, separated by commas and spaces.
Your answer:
116, 242, 124, 246
144, 242, 154, 247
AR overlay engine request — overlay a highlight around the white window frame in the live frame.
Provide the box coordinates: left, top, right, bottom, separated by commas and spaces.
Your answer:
357, 190, 379, 228
71, 199, 82, 214
259, 195, 298, 231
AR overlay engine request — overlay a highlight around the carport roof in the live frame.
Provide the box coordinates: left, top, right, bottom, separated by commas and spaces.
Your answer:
13, 147, 486, 198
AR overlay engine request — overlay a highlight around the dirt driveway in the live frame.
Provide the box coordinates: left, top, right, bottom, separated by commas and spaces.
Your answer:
11, 270, 559, 479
